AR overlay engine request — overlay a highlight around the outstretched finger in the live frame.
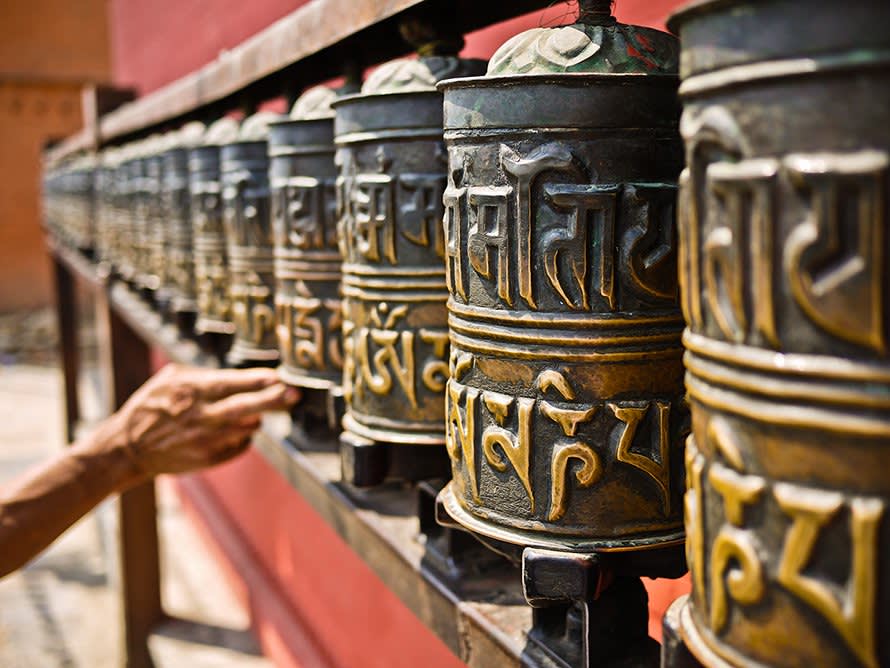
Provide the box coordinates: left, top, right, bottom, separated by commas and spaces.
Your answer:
188, 368, 282, 400
203, 383, 300, 423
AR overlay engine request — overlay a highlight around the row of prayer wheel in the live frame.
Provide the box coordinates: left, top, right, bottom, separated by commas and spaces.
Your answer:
42, 0, 889, 665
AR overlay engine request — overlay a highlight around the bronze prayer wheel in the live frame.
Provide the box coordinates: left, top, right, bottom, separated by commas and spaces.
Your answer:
270, 87, 343, 392
161, 123, 205, 332
438, 6, 686, 560
95, 148, 121, 271
222, 111, 281, 366
142, 135, 169, 302
115, 142, 141, 284
334, 48, 486, 485
667, 1, 890, 667
191, 118, 239, 339
64, 155, 96, 253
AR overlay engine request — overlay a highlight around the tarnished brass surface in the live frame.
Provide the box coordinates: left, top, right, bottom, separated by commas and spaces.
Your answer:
43, 158, 94, 251
334, 53, 486, 458
190, 118, 239, 336
95, 148, 121, 269
221, 112, 281, 365
668, 1, 890, 667
115, 142, 141, 283
439, 9, 686, 555
138, 136, 165, 294
270, 88, 342, 390
161, 123, 205, 316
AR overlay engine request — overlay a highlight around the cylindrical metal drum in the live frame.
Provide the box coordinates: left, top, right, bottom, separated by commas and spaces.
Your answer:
270, 87, 343, 394
191, 118, 239, 340
68, 155, 96, 253
438, 7, 685, 559
161, 123, 205, 332
222, 111, 281, 366
667, 2, 890, 667
115, 142, 141, 284
141, 135, 168, 301
334, 52, 486, 485
42, 164, 64, 243
95, 148, 121, 270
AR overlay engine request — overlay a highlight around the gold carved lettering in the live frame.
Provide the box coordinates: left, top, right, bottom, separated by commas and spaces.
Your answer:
231, 272, 274, 345
355, 304, 416, 407
549, 442, 602, 522
610, 400, 672, 515
542, 183, 619, 311
784, 150, 887, 354
355, 174, 397, 264
279, 177, 326, 250
775, 485, 882, 668
708, 462, 766, 633
399, 174, 446, 257
704, 159, 779, 346
446, 380, 480, 502
502, 143, 581, 309
325, 299, 343, 370
467, 186, 513, 306
685, 437, 707, 612
621, 183, 679, 301
420, 329, 449, 393
444, 183, 468, 300
482, 392, 535, 512
537, 369, 600, 522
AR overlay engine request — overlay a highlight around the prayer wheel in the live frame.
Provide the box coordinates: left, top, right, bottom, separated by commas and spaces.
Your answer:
161, 122, 205, 334
438, 1, 686, 563
270, 87, 343, 393
222, 111, 281, 366
190, 118, 239, 341
95, 148, 121, 271
665, 1, 890, 667
115, 142, 141, 284
334, 42, 486, 485
138, 136, 165, 298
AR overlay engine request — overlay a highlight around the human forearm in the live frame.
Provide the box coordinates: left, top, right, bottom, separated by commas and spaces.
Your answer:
0, 420, 140, 578
0, 365, 298, 578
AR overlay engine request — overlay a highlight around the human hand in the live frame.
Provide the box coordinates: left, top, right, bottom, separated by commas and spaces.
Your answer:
97, 365, 300, 484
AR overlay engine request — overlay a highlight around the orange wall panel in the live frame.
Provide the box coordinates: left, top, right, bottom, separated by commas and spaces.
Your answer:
0, 0, 110, 82
0, 83, 85, 311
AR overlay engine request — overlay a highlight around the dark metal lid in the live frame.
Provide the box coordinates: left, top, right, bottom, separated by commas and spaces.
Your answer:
668, 0, 890, 82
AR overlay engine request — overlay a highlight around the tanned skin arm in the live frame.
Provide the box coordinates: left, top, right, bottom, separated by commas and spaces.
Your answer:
0, 365, 299, 578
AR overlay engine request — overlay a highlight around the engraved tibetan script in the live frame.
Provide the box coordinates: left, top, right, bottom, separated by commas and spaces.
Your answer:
349, 173, 446, 265
446, 143, 678, 313
688, 416, 884, 668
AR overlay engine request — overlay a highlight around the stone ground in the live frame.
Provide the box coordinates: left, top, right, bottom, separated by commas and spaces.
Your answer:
0, 352, 270, 666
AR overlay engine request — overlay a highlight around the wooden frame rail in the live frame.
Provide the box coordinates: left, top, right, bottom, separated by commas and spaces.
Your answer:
45, 0, 551, 162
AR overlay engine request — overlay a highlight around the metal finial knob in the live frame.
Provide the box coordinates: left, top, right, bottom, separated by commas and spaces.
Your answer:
578, 0, 614, 23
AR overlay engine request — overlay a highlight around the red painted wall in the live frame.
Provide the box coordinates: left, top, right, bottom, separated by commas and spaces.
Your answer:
110, 0, 313, 95
111, 1, 681, 96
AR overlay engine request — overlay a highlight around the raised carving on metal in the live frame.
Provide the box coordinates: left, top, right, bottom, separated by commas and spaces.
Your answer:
138, 135, 165, 295
161, 122, 204, 318
667, 1, 890, 666
222, 112, 282, 365
191, 118, 239, 336
438, 11, 685, 556
270, 87, 342, 389
334, 52, 485, 465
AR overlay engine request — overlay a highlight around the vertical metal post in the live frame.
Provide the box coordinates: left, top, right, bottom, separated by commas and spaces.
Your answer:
52, 255, 80, 444
96, 286, 162, 668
